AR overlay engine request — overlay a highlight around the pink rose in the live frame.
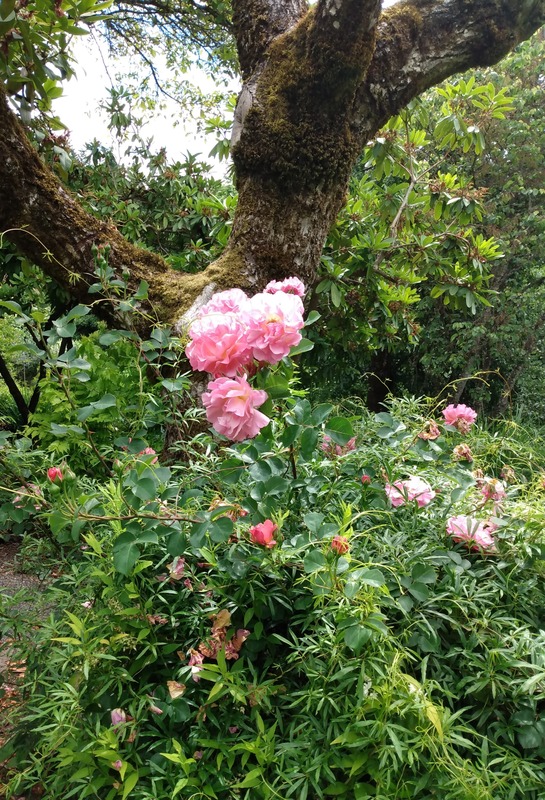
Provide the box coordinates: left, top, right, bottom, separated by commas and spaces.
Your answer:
331, 535, 349, 554
243, 292, 304, 365
202, 376, 269, 442
249, 519, 277, 548
264, 277, 306, 297
110, 708, 127, 727
137, 447, 158, 463
385, 476, 436, 508
47, 466, 63, 483
199, 288, 249, 316
186, 313, 252, 377
321, 435, 356, 457
446, 515, 496, 551
361, 474, 371, 485
481, 478, 506, 503
442, 404, 477, 432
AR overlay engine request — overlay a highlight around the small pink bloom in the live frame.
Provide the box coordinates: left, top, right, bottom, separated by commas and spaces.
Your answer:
149, 702, 163, 715
321, 435, 356, 457
418, 420, 441, 440
188, 649, 204, 682
331, 535, 349, 554
202, 375, 269, 442
453, 443, 473, 462
249, 520, 277, 548
481, 478, 506, 503
112, 760, 123, 771
81, 600, 94, 609
186, 313, 252, 377
199, 288, 249, 316
111, 708, 127, 727
47, 466, 63, 483
228, 726, 239, 734
442, 404, 477, 432
385, 476, 436, 508
361, 474, 371, 485
264, 277, 306, 297
243, 292, 304, 365
167, 557, 185, 581
137, 447, 158, 464
446, 515, 496, 552
183, 578, 193, 590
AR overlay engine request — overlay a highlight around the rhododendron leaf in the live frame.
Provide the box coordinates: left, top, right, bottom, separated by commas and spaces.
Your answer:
288, 337, 314, 357
303, 550, 326, 573
300, 427, 319, 460
324, 417, 354, 446
113, 533, 140, 575
344, 625, 371, 652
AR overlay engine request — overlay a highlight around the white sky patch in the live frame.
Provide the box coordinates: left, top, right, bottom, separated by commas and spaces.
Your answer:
54, 35, 236, 174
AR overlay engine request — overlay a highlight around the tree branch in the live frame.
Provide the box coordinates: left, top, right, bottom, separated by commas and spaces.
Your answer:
354, 0, 545, 139
232, 0, 309, 79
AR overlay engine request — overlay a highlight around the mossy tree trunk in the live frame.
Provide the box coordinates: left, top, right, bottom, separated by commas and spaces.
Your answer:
1, 0, 544, 331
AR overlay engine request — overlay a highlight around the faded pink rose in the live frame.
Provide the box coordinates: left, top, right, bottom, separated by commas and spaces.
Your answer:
199, 288, 249, 316
243, 292, 304, 364
186, 313, 252, 377
264, 277, 306, 297
47, 466, 63, 483
418, 420, 441, 440
446, 515, 496, 552
481, 477, 506, 503
110, 708, 127, 727
453, 443, 473, 462
202, 376, 269, 442
167, 557, 185, 581
188, 649, 204, 682
442, 404, 477, 432
385, 476, 436, 508
331, 535, 349, 554
249, 519, 277, 548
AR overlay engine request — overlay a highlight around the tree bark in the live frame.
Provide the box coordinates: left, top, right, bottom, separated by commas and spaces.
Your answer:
0, 0, 544, 330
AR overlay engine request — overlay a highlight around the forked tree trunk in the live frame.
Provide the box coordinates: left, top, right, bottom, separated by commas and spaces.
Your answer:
0, 0, 544, 333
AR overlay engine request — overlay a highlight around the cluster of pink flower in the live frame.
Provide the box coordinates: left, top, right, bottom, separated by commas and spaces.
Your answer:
320, 435, 357, 457
446, 515, 497, 552
385, 476, 436, 508
186, 278, 306, 442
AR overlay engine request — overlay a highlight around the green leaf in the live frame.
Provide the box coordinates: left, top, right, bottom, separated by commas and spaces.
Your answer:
113, 533, 140, 575
303, 549, 327, 573
324, 417, 354, 446
344, 625, 371, 652
289, 338, 314, 357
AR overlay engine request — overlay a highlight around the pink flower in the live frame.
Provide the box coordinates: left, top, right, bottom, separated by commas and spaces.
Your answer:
481, 478, 506, 503
167, 557, 185, 581
446, 515, 497, 552
202, 376, 269, 442
264, 277, 306, 297
361, 474, 371, 485
249, 520, 277, 548
243, 292, 304, 365
186, 313, 252, 377
385, 476, 436, 508
199, 288, 249, 316
418, 420, 441, 440
331, 535, 349, 554
112, 760, 123, 771
442, 404, 477, 432
47, 466, 63, 483
453, 443, 473, 462
137, 447, 158, 464
110, 708, 127, 727
228, 726, 239, 734
188, 649, 204, 682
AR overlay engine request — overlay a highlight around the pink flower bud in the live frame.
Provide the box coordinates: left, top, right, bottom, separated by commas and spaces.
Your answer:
110, 708, 126, 727
47, 466, 63, 483
331, 535, 349, 554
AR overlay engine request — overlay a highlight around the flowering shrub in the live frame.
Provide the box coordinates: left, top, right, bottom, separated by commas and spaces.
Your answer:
2, 293, 545, 800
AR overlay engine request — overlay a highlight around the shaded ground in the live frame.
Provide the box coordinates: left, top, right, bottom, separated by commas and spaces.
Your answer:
0, 541, 50, 799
